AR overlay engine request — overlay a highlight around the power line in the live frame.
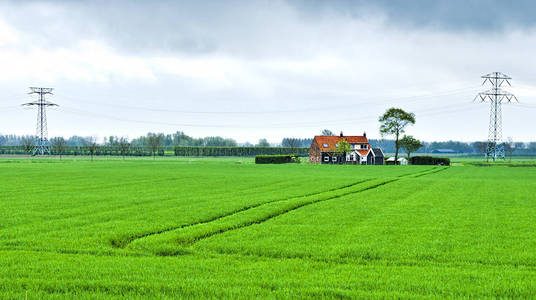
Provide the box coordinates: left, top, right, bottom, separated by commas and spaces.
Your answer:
22, 87, 58, 155
61, 101, 479, 129
475, 72, 518, 162
58, 85, 479, 115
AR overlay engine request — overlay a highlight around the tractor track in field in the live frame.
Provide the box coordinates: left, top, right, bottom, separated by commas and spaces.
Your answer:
411, 166, 449, 178
0, 166, 450, 257
178, 178, 400, 248
111, 178, 378, 248
173, 167, 449, 247
121, 166, 446, 250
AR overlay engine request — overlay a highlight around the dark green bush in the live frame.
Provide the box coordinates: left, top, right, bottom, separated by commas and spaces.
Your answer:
410, 156, 450, 166
255, 155, 299, 164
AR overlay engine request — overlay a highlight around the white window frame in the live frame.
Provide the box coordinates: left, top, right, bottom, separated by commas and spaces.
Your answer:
333, 157, 337, 162
323, 156, 329, 162
323, 143, 328, 148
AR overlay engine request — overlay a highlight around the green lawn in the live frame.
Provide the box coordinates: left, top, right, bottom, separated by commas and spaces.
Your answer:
0, 158, 535, 298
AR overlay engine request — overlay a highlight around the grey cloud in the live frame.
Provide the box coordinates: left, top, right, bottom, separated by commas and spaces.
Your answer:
3, 0, 535, 58
292, 0, 536, 31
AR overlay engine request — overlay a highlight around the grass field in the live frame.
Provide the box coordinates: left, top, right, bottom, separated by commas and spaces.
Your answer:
1, 157, 535, 298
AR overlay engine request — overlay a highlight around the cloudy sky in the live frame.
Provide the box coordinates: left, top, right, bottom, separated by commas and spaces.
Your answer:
1, 0, 535, 144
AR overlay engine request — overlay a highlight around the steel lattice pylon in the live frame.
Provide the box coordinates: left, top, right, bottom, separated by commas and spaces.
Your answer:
22, 87, 58, 155
475, 72, 517, 162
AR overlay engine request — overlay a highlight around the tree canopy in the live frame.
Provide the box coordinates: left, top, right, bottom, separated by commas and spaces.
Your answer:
399, 135, 423, 159
256, 139, 270, 147
321, 129, 334, 136
51, 137, 67, 160
379, 108, 416, 162
335, 138, 351, 156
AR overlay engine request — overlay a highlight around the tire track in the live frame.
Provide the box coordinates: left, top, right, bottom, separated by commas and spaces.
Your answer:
410, 166, 449, 178
112, 178, 377, 248
177, 179, 399, 248
120, 167, 440, 250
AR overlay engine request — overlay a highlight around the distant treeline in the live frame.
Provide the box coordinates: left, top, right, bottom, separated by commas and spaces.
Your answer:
0, 132, 311, 148
2, 133, 536, 155
0, 145, 308, 157
369, 139, 536, 154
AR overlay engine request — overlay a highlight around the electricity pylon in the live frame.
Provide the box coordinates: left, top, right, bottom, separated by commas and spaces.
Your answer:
475, 72, 517, 162
22, 87, 58, 155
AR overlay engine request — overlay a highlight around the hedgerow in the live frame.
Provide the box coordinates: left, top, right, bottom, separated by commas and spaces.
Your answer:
0, 145, 309, 157
410, 156, 451, 165
255, 155, 300, 164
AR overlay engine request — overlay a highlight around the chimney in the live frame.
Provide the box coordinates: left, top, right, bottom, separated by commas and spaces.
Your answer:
340, 131, 343, 137
363, 132, 367, 138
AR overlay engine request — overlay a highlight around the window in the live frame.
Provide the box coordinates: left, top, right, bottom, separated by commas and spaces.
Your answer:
335, 144, 338, 148
323, 143, 328, 148
362, 144, 367, 149
333, 157, 337, 162
324, 156, 329, 162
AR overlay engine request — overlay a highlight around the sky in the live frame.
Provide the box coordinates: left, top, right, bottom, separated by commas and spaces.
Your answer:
1, 0, 536, 144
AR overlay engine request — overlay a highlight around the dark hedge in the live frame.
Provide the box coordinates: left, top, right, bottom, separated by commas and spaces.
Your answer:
410, 156, 450, 166
255, 155, 300, 164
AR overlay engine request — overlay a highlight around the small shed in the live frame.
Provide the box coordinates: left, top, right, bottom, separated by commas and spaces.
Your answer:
386, 157, 408, 165
372, 148, 384, 165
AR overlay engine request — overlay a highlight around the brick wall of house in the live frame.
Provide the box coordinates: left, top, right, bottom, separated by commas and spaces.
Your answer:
309, 140, 321, 163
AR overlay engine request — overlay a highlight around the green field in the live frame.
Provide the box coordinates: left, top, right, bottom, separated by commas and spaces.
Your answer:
1, 158, 535, 298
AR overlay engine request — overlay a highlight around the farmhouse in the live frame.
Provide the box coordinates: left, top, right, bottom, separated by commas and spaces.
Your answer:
309, 133, 383, 165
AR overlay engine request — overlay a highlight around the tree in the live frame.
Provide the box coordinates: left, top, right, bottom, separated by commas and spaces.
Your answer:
118, 137, 130, 160
281, 138, 301, 153
399, 135, 423, 160
379, 108, 415, 163
514, 142, 526, 151
256, 138, 270, 147
528, 142, 536, 154
20, 136, 34, 156
106, 136, 119, 146
504, 137, 514, 161
321, 129, 334, 136
335, 138, 351, 162
473, 141, 488, 155
51, 137, 67, 160
147, 133, 164, 160
84, 137, 98, 162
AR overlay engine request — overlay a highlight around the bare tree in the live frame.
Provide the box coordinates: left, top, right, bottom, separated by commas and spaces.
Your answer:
504, 137, 514, 161
473, 141, 488, 155
256, 138, 270, 147
321, 129, 334, 136
51, 137, 67, 160
147, 133, 164, 160
20, 136, 34, 157
118, 137, 130, 160
282, 138, 301, 153
514, 142, 526, 151
84, 137, 98, 162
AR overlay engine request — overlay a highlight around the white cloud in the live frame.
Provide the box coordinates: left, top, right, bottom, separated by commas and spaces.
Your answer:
0, 1, 535, 143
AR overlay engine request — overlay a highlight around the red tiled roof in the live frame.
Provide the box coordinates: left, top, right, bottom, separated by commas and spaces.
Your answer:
357, 149, 370, 156
313, 135, 369, 152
